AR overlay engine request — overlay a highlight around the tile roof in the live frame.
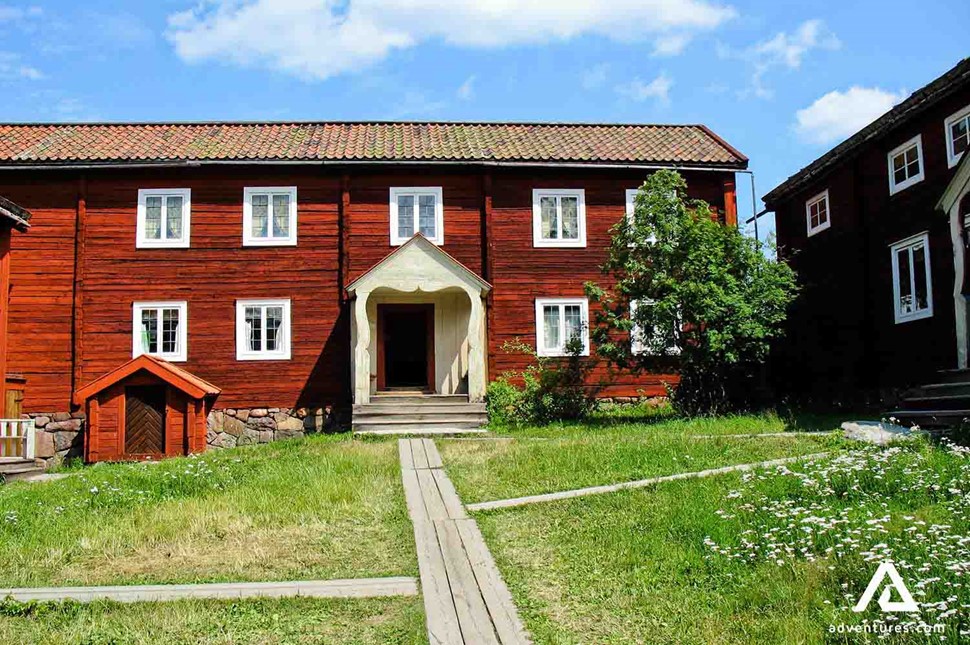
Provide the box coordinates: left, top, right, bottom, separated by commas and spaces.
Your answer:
0, 122, 746, 168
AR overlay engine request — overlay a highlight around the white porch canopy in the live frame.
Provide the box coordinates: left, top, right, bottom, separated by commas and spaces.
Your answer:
940, 152, 970, 368
345, 234, 491, 405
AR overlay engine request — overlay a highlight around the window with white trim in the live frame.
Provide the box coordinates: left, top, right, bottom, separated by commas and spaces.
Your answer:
535, 298, 589, 357
243, 187, 297, 246
805, 189, 831, 237
389, 187, 443, 245
630, 299, 681, 355
890, 233, 933, 324
625, 188, 657, 244
533, 189, 586, 247
137, 188, 190, 248
888, 135, 925, 194
945, 104, 970, 168
132, 301, 187, 362
236, 299, 291, 360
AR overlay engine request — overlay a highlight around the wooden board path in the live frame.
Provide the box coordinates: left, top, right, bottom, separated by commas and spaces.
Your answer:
399, 438, 530, 645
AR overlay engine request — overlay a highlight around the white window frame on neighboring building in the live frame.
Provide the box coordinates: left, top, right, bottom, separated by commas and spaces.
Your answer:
389, 187, 444, 245
235, 298, 292, 361
625, 188, 657, 244
534, 297, 590, 357
890, 232, 933, 324
805, 189, 831, 237
136, 188, 191, 249
944, 103, 970, 169
532, 188, 587, 248
630, 299, 681, 356
132, 301, 188, 362
887, 135, 925, 195
243, 186, 298, 246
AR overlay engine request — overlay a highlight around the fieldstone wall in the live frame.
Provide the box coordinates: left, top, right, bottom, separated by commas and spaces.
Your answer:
23, 411, 85, 463
206, 406, 333, 449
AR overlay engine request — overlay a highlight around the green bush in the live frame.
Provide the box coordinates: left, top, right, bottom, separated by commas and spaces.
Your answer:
485, 338, 598, 427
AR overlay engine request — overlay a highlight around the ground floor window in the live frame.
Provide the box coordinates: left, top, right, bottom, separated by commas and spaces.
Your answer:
630, 299, 680, 355
890, 233, 933, 324
535, 297, 589, 357
236, 299, 292, 360
132, 301, 187, 362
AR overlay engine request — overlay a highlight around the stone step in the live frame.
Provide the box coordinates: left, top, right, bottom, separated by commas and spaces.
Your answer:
0, 458, 40, 473
354, 404, 485, 416
354, 426, 488, 436
354, 420, 485, 434
371, 394, 470, 404
355, 414, 485, 426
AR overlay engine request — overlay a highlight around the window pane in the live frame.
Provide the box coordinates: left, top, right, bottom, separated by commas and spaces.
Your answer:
561, 197, 579, 239
953, 117, 969, 157
162, 308, 179, 354
145, 196, 162, 239
897, 248, 913, 313
543, 305, 560, 350
141, 309, 158, 353
251, 194, 269, 238
166, 196, 183, 240
540, 197, 558, 240
906, 147, 921, 177
564, 305, 582, 343
398, 195, 415, 238
272, 194, 290, 237
265, 306, 283, 351
912, 243, 928, 312
418, 194, 436, 237
245, 306, 262, 351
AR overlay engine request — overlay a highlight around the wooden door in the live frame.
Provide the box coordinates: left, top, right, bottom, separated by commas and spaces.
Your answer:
125, 386, 166, 455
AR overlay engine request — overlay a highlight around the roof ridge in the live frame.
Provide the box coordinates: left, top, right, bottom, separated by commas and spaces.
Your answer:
0, 120, 695, 128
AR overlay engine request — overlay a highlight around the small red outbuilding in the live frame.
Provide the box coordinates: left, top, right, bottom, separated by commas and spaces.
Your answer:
73, 355, 220, 462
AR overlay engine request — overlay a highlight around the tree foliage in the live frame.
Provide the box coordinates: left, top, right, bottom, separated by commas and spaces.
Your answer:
585, 169, 797, 415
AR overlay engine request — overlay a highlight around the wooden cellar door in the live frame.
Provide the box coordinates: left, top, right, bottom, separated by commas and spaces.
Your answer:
125, 385, 166, 455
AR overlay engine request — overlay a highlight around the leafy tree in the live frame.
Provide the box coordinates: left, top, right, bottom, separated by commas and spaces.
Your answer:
585, 169, 797, 415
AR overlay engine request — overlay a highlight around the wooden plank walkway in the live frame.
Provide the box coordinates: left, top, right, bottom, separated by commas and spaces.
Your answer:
466, 452, 832, 512
399, 438, 530, 645
0, 577, 419, 603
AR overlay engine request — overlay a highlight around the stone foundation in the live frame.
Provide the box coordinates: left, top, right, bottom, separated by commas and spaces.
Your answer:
597, 396, 668, 407
23, 411, 85, 464
205, 407, 334, 449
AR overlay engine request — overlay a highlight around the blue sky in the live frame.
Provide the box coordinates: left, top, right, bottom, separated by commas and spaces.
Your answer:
0, 1, 966, 241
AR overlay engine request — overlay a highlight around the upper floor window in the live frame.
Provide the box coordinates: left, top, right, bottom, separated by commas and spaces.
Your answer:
533, 189, 587, 248
390, 187, 443, 245
625, 188, 657, 244
888, 135, 925, 195
535, 297, 589, 357
805, 189, 831, 237
890, 232, 933, 324
236, 299, 291, 360
630, 299, 680, 356
945, 104, 970, 168
132, 301, 187, 362
244, 187, 297, 246
137, 188, 190, 248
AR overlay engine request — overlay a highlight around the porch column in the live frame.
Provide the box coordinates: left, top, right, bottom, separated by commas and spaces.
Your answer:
464, 288, 486, 402
950, 200, 969, 369
353, 291, 372, 404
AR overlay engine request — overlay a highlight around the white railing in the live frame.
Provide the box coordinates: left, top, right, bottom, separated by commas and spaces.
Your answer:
0, 419, 35, 459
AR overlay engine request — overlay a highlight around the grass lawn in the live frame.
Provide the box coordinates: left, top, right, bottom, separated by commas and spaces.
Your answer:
441, 412, 845, 504
0, 434, 416, 588
472, 439, 970, 643
0, 596, 427, 644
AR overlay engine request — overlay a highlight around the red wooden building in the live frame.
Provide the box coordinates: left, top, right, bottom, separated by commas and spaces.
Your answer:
765, 58, 970, 405
0, 121, 745, 454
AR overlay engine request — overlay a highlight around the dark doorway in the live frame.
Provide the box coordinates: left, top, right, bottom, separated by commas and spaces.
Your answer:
378, 304, 434, 391
125, 385, 166, 455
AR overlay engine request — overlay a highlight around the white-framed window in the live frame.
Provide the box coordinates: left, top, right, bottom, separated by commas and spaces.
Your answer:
625, 188, 657, 244
535, 298, 589, 357
805, 189, 831, 237
533, 189, 587, 248
132, 301, 187, 362
630, 299, 681, 356
890, 232, 933, 324
888, 135, 925, 195
945, 104, 970, 168
136, 188, 190, 248
243, 187, 297, 246
236, 299, 291, 360
389, 187, 444, 245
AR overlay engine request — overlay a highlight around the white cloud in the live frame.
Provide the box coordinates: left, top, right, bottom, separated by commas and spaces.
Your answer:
456, 75, 475, 101
616, 73, 672, 104
721, 19, 841, 99
0, 52, 42, 80
795, 86, 906, 145
652, 33, 692, 57
168, 0, 736, 80
581, 63, 609, 90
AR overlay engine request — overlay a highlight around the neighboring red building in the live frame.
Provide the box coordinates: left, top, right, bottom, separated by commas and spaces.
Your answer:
0, 121, 745, 456
765, 58, 970, 402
